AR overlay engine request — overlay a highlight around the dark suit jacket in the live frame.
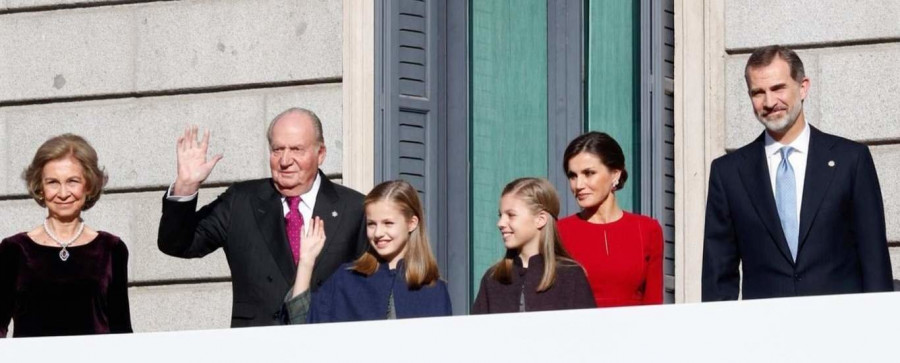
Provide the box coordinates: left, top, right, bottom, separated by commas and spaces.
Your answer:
703, 126, 893, 301
157, 171, 367, 327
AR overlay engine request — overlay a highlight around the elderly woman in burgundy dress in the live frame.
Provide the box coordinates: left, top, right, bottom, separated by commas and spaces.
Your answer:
0, 134, 132, 337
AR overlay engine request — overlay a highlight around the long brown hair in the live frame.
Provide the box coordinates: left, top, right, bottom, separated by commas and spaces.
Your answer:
351, 180, 440, 289
490, 177, 576, 292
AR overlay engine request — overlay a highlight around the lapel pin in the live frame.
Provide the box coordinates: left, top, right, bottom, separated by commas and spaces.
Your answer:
828, 160, 835, 167
332, 211, 338, 218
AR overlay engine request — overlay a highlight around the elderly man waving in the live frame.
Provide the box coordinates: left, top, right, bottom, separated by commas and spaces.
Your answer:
158, 108, 367, 327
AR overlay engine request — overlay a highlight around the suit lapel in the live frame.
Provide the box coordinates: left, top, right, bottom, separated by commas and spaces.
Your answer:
797, 127, 837, 252
312, 172, 347, 258
737, 134, 794, 264
252, 181, 296, 284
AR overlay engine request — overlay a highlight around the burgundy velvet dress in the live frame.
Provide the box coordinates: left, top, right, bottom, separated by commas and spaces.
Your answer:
0, 231, 132, 337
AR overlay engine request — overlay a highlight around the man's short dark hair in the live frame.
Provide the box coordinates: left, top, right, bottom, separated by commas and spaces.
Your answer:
744, 45, 806, 88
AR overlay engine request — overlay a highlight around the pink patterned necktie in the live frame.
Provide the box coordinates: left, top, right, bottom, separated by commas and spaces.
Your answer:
285, 196, 303, 265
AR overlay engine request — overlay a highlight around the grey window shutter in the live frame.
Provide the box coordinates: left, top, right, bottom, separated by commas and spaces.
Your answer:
376, 0, 470, 314
661, 0, 675, 303
547, 0, 584, 217
376, 0, 440, 243
640, 0, 676, 303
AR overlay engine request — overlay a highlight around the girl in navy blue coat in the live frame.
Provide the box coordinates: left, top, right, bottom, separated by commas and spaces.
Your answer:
285, 180, 451, 323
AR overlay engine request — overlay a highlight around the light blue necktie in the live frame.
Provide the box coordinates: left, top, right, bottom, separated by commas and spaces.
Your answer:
775, 146, 799, 261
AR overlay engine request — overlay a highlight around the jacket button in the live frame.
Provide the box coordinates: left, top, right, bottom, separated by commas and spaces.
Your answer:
794, 274, 801, 281
267, 276, 273, 282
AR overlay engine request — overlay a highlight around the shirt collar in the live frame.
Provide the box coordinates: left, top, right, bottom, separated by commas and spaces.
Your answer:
764, 120, 810, 157
301, 173, 321, 210
281, 172, 321, 210
378, 258, 406, 274
513, 254, 545, 271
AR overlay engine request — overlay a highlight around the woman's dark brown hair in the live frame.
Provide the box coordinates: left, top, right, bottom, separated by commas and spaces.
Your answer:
23, 134, 108, 211
563, 131, 628, 191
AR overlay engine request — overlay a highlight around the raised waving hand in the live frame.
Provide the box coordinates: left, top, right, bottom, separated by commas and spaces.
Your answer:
292, 217, 327, 297
172, 126, 223, 196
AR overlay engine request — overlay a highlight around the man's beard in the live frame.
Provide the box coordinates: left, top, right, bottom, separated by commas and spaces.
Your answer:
756, 103, 802, 134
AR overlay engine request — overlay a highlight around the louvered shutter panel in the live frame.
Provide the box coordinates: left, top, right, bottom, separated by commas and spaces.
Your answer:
661, 0, 675, 304
376, 0, 440, 244
641, 0, 677, 303
377, 0, 471, 314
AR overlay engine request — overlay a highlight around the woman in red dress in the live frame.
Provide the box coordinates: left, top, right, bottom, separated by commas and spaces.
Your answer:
557, 132, 663, 307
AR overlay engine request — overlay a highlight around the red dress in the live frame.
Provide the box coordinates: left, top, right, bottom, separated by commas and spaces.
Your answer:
558, 211, 663, 307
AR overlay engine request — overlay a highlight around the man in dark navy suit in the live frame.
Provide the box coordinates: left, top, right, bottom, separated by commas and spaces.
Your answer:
702, 45, 893, 301
158, 108, 367, 326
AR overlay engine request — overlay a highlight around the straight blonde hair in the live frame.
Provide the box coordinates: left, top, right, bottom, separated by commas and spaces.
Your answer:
490, 177, 576, 292
351, 180, 440, 289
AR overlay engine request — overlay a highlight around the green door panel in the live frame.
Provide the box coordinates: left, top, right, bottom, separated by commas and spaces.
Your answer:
470, 0, 548, 298
585, 0, 640, 212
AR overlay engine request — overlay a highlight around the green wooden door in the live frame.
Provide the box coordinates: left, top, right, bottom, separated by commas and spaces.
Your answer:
585, 0, 640, 211
468, 0, 641, 300
470, 0, 548, 297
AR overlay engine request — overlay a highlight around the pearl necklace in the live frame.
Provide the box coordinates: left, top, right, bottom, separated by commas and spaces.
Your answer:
43, 219, 85, 262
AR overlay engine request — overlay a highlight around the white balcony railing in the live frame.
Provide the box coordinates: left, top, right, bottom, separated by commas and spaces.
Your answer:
2, 292, 898, 362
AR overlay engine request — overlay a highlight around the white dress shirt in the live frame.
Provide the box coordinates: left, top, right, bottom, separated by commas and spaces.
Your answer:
764, 121, 810, 218
166, 173, 322, 231
282, 173, 321, 229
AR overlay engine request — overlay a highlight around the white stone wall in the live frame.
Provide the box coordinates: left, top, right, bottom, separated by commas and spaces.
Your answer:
0, 0, 344, 333
722, 1, 900, 277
